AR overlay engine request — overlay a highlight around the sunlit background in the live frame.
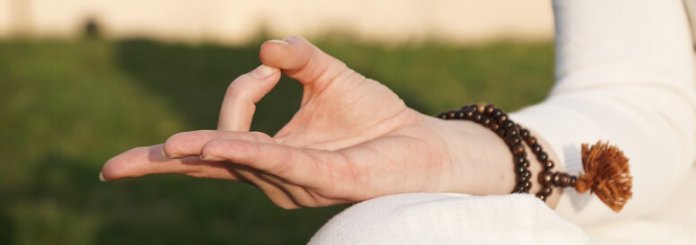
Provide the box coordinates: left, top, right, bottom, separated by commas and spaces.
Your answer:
0, 0, 556, 244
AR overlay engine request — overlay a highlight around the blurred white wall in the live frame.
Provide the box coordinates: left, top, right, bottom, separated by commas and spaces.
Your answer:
0, 0, 553, 43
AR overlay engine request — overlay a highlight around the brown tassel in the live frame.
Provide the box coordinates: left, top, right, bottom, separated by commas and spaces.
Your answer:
575, 141, 632, 212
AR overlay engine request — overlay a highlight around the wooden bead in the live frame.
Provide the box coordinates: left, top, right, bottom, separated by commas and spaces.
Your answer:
521, 170, 531, 179
505, 127, 519, 137
437, 103, 573, 200
484, 104, 495, 114
515, 156, 526, 164
526, 136, 537, 145
518, 175, 529, 183
536, 193, 547, 201
531, 144, 542, 153
476, 103, 486, 113
523, 182, 532, 192
464, 111, 474, 118
552, 173, 561, 185
520, 129, 530, 138
506, 135, 520, 145
491, 109, 503, 118
496, 128, 506, 136
543, 160, 555, 170
539, 172, 553, 185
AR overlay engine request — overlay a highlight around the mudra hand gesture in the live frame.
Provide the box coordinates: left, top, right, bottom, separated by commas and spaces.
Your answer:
101, 37, 553, 209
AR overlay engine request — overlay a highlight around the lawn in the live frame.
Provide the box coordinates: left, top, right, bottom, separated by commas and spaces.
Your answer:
0, 37, 554, 244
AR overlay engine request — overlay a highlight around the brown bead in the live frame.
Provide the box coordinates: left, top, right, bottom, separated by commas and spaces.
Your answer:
519, 129, 530, 138
515, 156, 526, 164
559, 174, 570, 186
526, 136, 537, 145
523, 182, 532, 192
490, 123, 499, 130
506, 135, 520, 145
540, 187, 552, 196
521, 170, 531, 179
518, 175, 529, 183
570, 176, 577, 184
473, 113, 483, 122
438, 113, 447, 119
516, 166, 526, 174
531, 144, 542, 153
456, 111, 465, 118
484, 104, 495, 114
464, 111, 474, 118
491, 109, 503, 118
496, 128, 506, 136
536, 193, 547, 201
543, 160, 555, 170
537, 153, 548, 161
502, 120, 514, 129
539, 172, 553, 185
482, 118, 491, 125
447, 111, 455, 118
552, 173, 561, 185
505, 127, 519, 137
512, 144, 525, 154
497, 115, 508, 123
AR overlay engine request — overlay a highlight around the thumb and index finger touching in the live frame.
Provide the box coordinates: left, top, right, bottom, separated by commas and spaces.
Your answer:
219, 36, 348, 131
101, 37, 346, 182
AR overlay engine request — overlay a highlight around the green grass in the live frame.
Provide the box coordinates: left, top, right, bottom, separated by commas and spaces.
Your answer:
0, 37, 554, 244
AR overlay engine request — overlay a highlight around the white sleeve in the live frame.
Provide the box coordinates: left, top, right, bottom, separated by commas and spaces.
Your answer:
511, 0, 696, 225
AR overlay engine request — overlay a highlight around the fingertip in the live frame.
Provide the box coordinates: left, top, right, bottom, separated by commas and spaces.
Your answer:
163, 130, 212, 158
259, 40, 289, 67
99, 172, 106, 182
251, 64, 279, 79
200, 138, 227, 160
259, 36, 312, 71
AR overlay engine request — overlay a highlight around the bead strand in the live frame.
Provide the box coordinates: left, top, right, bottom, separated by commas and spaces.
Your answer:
439, 103, 574, 201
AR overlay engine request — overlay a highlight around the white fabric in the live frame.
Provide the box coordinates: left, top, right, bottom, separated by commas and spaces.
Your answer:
310, 0, 696, 243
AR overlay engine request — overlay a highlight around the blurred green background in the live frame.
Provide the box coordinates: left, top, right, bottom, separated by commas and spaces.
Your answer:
0, 36, 554, 244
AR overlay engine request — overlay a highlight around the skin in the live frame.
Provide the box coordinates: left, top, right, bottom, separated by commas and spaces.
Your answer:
100, 36, 561, 209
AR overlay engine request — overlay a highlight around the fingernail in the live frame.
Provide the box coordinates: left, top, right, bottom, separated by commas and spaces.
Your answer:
266, 39, 289, 46
252, 64, 277, 78
200, 154, 224, 161
99, 172, 106, 182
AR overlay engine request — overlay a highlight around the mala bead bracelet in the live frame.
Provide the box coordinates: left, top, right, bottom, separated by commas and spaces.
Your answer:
438, 103, 633, 212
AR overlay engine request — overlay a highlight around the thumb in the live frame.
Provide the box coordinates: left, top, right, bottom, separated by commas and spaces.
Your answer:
218, 64, 281, 131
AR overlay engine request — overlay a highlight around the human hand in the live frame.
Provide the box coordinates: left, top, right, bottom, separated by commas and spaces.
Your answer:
100, 37, 559, 209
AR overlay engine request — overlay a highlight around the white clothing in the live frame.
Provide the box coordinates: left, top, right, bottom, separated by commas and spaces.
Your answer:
310, 0, 696, 244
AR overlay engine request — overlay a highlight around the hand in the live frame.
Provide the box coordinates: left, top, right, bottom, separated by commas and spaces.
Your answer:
101, 37, 558, 209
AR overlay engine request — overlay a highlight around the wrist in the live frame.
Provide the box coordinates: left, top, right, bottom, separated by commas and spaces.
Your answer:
425, 115, 563, 207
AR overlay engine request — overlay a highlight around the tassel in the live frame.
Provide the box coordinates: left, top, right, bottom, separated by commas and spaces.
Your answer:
575, 141, 632, 212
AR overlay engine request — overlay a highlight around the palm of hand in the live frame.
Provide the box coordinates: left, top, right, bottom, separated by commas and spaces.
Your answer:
101, 37, 454, 209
